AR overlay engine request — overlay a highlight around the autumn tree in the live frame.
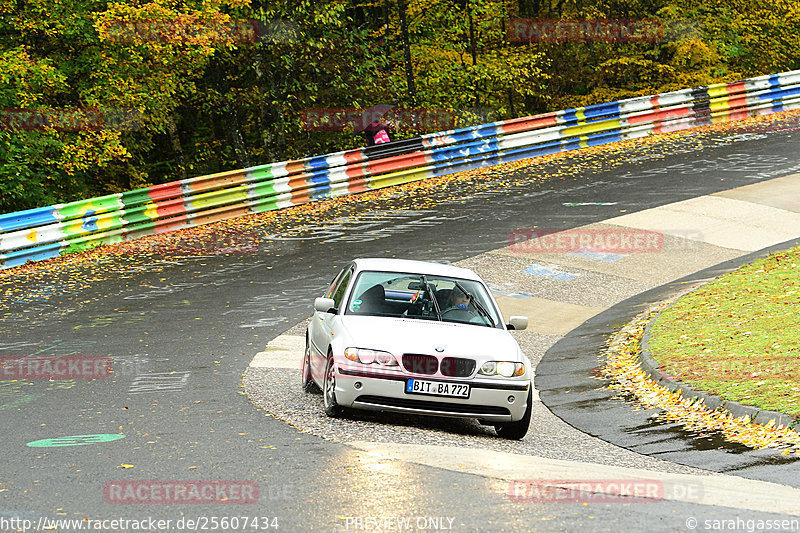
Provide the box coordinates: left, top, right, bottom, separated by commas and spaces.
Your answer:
0, 0, 797, 213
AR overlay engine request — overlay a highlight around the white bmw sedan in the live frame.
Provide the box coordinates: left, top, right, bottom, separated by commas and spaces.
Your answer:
302, 258, 533, 439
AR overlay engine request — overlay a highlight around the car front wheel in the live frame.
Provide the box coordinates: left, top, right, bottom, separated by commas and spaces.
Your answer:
323, 353, 344, 418
494, 388, 532, 440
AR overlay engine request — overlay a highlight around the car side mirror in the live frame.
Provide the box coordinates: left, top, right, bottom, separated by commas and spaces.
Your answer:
507, 316, 528, 331
314, 297, 337, 314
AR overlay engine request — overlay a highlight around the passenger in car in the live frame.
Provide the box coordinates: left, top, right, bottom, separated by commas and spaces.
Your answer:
434, 288, 452, 310
356, 284, 386, 314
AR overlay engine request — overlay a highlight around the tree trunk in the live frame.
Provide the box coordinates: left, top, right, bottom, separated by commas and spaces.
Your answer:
384, 0, 391, 60
467, 1, 479, 108
224, 102, 250, 169
254, 53, 274, 162
167, 115, 187, 180
468, 3, 477, 66
398, 0, 417, 106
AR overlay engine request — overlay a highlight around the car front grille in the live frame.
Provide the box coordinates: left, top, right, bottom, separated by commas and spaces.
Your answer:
439, 357, 476, 378
402, 354, 439, 375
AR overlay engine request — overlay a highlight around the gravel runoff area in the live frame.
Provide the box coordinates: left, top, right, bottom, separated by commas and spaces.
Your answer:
243, 245, 721, 477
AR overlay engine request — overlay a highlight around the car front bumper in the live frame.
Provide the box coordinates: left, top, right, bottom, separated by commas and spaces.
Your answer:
334, 363, 531, 422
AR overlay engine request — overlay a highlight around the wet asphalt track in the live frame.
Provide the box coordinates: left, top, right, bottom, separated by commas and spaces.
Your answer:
1, 124, 800, 532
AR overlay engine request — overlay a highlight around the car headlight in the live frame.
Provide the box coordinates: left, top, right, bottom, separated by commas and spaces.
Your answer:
344, 347, 398, 366
479, 361, 525, 377
497, 362, 516, 377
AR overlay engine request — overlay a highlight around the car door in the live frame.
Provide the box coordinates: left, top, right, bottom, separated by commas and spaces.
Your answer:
309, 264, 354, 367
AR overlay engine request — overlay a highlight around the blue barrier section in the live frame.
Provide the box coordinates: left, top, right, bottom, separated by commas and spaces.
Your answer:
0, 207, 59, 233
1, 242, 63, 268
308, 155, 330, 170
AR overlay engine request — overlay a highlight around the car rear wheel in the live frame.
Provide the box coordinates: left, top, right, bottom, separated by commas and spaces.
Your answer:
301, 336, 320, 393
323, 353, 344, 418
494, 388, 532, 440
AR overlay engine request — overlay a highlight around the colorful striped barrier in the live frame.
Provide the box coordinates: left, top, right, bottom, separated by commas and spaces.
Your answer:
2, 69, 800, 269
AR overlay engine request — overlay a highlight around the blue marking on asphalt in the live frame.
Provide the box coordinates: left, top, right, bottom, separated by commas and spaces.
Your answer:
488, 284, 532, 299
568, 248, 626, 262
523, 264, 579, 281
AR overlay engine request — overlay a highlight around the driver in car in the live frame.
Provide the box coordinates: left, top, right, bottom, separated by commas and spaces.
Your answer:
448, 290, 470, 309
444, 289, 481, 320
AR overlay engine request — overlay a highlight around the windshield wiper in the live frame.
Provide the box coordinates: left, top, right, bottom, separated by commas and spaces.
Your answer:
453, 281, 495, 327
421, 275, 441, 321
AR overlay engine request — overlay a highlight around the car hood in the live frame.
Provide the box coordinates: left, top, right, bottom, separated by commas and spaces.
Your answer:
339, 315, 522, 361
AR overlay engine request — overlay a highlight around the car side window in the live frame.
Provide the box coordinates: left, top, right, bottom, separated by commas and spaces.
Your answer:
325, 269, 346, 299
331, 268, 353, 309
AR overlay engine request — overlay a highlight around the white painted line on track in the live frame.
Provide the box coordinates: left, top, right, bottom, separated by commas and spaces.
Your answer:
251, 335, 304, 369
347, 441, 800, 515
605, 193, 800, 252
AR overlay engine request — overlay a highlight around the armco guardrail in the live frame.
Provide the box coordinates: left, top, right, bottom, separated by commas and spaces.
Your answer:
2, 69, 800, 269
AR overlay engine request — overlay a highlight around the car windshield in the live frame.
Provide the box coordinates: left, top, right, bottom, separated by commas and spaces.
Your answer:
344, 270, 502, 328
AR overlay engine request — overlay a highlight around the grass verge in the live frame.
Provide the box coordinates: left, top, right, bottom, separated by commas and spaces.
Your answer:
649, 246, 800, 418
602, 304, 800, 455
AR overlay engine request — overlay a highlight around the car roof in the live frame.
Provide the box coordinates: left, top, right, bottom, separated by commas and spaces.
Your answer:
352, 258, 483, 281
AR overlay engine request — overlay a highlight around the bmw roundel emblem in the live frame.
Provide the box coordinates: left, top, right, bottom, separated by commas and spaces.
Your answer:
434, 346, 445, 353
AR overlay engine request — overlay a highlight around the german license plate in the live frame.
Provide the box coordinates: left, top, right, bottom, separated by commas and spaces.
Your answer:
405, 379, 470, 398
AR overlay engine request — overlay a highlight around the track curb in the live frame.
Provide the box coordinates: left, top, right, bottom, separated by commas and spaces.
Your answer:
638, 296, 798, 431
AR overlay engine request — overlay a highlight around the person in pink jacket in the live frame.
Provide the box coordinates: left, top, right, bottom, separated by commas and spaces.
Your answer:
360, 105, 396, 146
